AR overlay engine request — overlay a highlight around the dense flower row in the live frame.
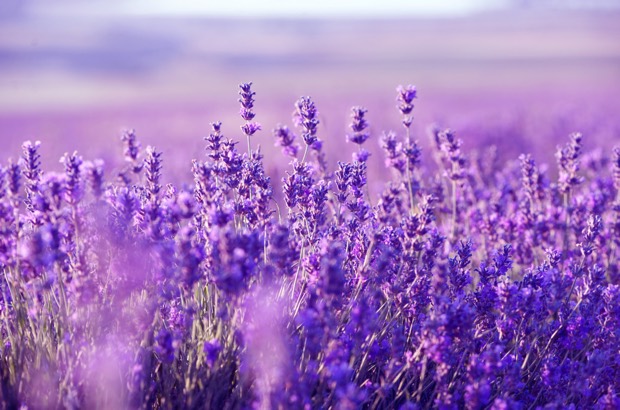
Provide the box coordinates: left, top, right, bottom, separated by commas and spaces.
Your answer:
1, 83, 619, 409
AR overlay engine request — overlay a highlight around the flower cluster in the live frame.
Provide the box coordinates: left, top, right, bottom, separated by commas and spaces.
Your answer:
1, 83, 619, 409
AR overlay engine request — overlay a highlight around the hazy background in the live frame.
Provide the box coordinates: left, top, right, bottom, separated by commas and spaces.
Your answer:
1, 0, 619, 182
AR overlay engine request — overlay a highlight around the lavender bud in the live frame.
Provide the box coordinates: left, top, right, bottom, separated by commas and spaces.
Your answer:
396, 85, 417, 115
335, 162, 353, 203
220, 139, 243, 188
579, 214, 603, 257
238, 82, 256, 121
21, 140, 41, 211
121, 129, 143, 173
404, 139, 422, 170
60, 151, 84, 205
493, 244, 513, 276
556, 132, 584, 194
273, 124, 299, 158
239, 83, 261, 145
353, 148, 370, 163
294, 96, 319, 147
440, 129, 466, 183
206, 121, 224, 162
21, 140, 41, 184
240, 122, 261, 137
396, 84, 417, 128
379, 131, 405, 174
519, 153, 541, 206
347, 106, 370, 145
84, 159, 105, 200
7, 159, 20, 197
144, 146, 163, 200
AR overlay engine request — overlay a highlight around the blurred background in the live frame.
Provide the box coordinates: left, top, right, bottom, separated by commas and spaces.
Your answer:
1, 0, 619, 183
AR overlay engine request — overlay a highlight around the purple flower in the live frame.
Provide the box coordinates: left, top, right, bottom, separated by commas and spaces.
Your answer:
294, 96, 320, 147
144, 146, 163, 200
347, 106, 370, 145
177, 226, 204, 289
21, 222, 63, 268
21, 140, 42, 212
404, 139, 422, 170
320, 242, 346, 296
205, 121, 224, 161
335, 162, 353, 204
396, 84, 417, 128
84, 159, 105, 200
556, 132, 584, 194
154, 328, 178, 363
273, 124, 299, 158
380, 131, 405, 173
240, 122, 261, 137
353, 148, 370, 163
211, 228, 262, 295
238, 82, 256, 121
578, 214, 602, 257
396, 84, 417, 115
60, 151, 84, 205
493, 244, 513, 277
283, 160, 313, 209
268, 224, 297, 277
203, 338, 222, 368
21, 140, 41, 184
439, 129, 466, 182
7, 159, 21, 197
121, 129, 143, 173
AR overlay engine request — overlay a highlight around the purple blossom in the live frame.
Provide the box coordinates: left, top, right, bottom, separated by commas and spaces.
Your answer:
379, 131, 405, 173
396, 84, 417, 128
396, 84, 417, 114
203, 339, 221, 368
238, 82, 256, 121
121, 129, 143, 173
0, 83, 618, 409
273, 124, 299, 158
556, 132, 584, 194
294, 96, 320, 147
61, 151, 84, 205
241, 122, 261, 137
347, 106, 370, 145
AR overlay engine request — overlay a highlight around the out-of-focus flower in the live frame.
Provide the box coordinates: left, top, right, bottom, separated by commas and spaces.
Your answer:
273, 124, 299, 158
203, 338, 221, 368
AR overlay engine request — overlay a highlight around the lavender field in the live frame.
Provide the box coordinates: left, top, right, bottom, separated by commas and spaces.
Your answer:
2, 5, 620, 410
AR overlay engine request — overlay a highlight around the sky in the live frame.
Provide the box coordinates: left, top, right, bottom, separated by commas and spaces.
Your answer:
7, 0, 618, 19
18, 0, 510, 18
118, 0, 507, 17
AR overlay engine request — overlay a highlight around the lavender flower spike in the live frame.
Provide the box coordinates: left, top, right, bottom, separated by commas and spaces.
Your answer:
238, 82, 256, 121
239, 82, 261, 153
294, 96, 319, 148
347, 106, 370, 146
397, 84, 417, 128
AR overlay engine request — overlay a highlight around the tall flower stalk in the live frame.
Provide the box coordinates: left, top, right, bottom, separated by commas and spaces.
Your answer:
239, 82, 261, 156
